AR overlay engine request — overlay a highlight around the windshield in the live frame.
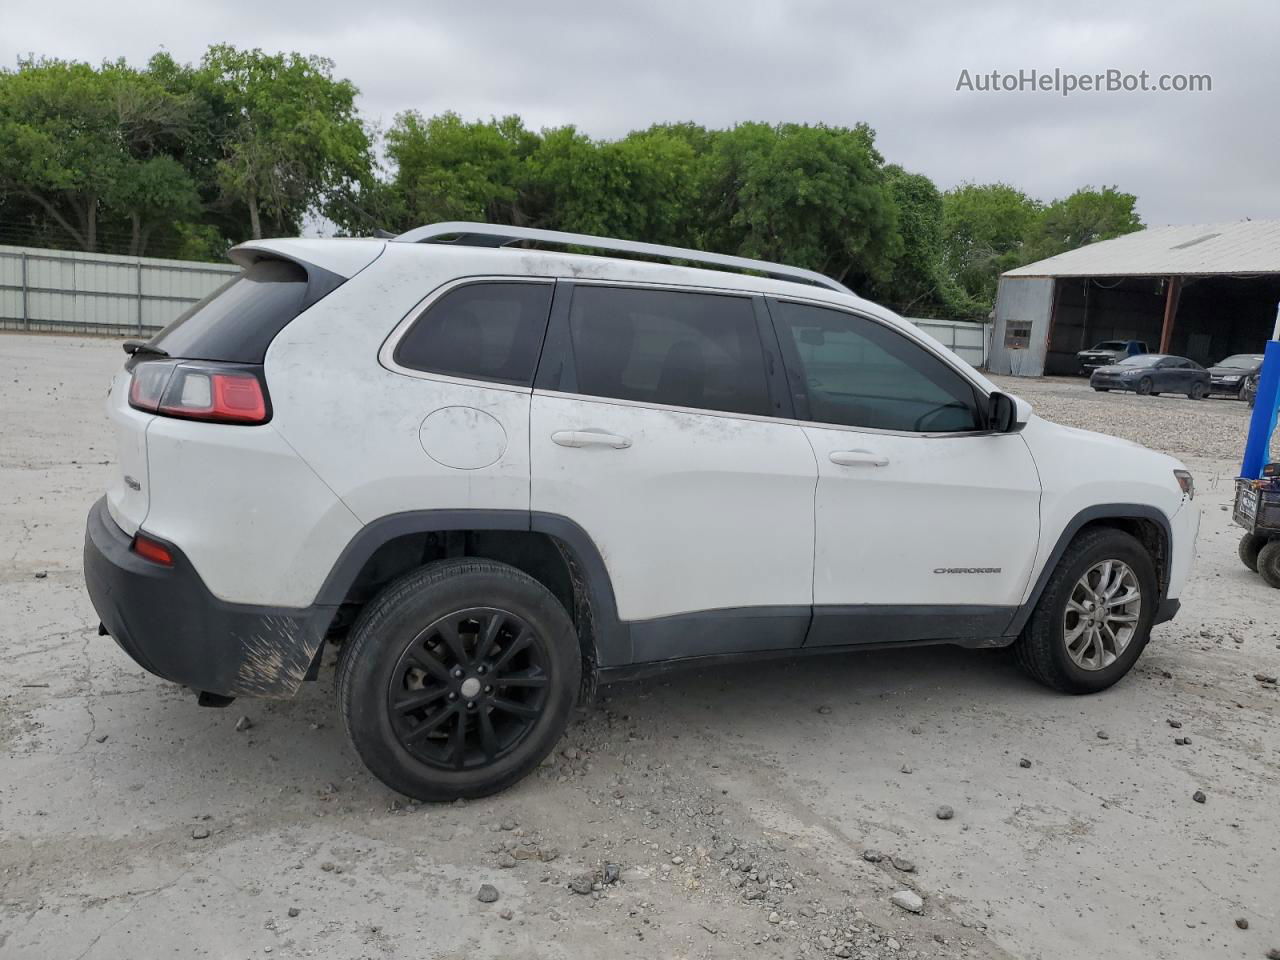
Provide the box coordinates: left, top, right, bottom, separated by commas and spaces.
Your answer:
1217, 354, 1263, 369
1117, 355, 1160, 367
1092, 341, 1127, 351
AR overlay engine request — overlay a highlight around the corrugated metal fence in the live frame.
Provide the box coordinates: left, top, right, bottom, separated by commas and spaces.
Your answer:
0, 244, 239, 336
906, 317, 990, 368
0, 244, 992, 369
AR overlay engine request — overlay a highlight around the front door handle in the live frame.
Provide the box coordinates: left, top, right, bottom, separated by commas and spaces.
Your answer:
829, 449, 889, 467
551, 430, 632, 449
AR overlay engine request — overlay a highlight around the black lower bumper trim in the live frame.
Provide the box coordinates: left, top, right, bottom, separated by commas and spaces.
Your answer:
83, 497, 334, 698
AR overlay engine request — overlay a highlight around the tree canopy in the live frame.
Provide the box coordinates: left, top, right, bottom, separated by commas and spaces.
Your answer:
0, 46, 1145, 318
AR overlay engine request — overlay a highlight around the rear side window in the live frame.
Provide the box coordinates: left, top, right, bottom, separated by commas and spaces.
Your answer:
394, 281, 553, 386
151, 259, 309, 363
565, 286, 772, 416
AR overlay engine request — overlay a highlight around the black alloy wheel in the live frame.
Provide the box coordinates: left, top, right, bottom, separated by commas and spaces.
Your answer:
387, 607, 550, 770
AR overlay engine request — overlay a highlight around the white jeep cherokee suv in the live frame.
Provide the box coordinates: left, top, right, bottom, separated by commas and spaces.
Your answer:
84, 223, 1199, 800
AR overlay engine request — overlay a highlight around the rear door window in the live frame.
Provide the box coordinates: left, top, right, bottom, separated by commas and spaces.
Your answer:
394, 281, 554, 386
562, 285, 772, 417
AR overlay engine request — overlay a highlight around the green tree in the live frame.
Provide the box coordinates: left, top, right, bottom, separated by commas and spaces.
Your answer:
1023, 185, 1142, 262
198, 45, 371, 239
941, 182, 1042, 308
381, 111, 527, 227
701, 122, 900, 286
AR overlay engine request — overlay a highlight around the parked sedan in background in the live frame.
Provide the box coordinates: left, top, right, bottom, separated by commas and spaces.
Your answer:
1090, 353, 1210, 398
1077, 339, 1149, 374
1207, 353, 1264, 399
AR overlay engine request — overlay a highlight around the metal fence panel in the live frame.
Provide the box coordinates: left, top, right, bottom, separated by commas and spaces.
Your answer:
0, 244, 239, 336
904, 317, 991, 368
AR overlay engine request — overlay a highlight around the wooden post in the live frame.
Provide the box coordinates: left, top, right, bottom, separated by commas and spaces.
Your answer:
1159, 276, 1182, 354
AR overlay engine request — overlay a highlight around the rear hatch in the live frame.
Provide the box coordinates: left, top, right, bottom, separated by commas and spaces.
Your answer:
103, 240, 383, 535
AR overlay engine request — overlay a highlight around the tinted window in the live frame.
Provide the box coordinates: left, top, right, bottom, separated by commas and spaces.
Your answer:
772, 301, 981, 433
152, 259, 308, 363
1095, 341, 1127, 350
566, 286, 772, 416
395, 282, 553, 386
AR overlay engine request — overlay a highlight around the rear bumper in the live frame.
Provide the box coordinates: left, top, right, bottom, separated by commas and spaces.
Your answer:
83, 497, 333, 698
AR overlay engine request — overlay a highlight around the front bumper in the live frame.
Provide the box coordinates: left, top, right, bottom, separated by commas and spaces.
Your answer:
83, 497, 333, 698
1089, 374, 1135, 390
1208, 378, 1245, 395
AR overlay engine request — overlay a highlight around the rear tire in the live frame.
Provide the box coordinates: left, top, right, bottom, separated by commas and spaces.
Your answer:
337, 558, 581, 801
1136, 377, 1154, 396
1189, 382, 1207, 400
1015, 528, 1157, 694
1239, 532, 1266, 573
1257, 540, 1280, 589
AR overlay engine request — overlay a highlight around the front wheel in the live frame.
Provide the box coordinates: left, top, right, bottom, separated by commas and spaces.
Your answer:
1136, 377, 1154, 396
1188, 382, 1207, 400
337, 558, 581, 801
1016, 528, 1158, 694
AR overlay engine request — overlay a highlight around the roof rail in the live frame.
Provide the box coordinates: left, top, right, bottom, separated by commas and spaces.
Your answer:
393, 221, 852, 294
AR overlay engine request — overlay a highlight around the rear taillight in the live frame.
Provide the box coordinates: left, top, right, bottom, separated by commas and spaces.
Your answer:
128, 360, 270, 425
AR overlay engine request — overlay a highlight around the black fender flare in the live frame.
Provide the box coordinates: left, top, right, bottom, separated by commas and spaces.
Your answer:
312, 509, 631, 667
1005, 503, 1173, 637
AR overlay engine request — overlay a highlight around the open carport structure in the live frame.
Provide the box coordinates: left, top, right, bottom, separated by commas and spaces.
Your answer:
989, 219, 1280, 376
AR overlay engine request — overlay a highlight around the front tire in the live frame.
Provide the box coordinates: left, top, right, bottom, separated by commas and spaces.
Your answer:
1016, 528, 1158, 694
1136, 377, 1154, 396
337, 559, 581, 801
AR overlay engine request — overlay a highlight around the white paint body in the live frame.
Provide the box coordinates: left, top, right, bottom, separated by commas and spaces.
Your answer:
105, 237, 1199, 630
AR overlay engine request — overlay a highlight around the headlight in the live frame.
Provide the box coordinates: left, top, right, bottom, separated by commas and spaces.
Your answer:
1174, 469, 1194, 499
1221, 375, 1241, 382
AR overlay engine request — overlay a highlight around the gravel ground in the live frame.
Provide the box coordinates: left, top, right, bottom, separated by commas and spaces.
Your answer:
2, 335, 1277, 960
989, 374, 1254, 462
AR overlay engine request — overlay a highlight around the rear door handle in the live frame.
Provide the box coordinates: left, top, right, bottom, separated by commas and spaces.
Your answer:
551, 430, 632, 449
829, 449, 889, 467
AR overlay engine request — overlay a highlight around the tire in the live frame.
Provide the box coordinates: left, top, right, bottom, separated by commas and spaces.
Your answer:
337, 558, 581, 801
1257, 540, 1280, 588
1093, 387, 1110, 392
1239, 532, 1266, 573
1188, 382, 1207, 400
1136, 377, 1154, 396
1015, 528, 1158, 694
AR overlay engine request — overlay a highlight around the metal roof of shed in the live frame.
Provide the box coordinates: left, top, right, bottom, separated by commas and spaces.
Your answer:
1003, 218, 1280, 278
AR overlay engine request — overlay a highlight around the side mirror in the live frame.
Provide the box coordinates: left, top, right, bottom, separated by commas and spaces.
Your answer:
987, 391, 1029, 433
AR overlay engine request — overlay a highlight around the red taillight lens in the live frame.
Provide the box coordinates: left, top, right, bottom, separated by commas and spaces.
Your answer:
130, 361, 270, 425
132, 533, 174, 566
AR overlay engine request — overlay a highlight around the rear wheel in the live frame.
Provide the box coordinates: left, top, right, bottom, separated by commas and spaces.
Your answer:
1257, 540, 1280, 589
1239, 532, 1266, 573
1188, 382, 1207, 400
1016, 528, 1157, 694
337, 558, 581, 801
1136, 377, 1154, 396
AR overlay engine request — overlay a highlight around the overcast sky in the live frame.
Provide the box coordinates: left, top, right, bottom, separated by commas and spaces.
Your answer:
5, 0, 1276, 227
